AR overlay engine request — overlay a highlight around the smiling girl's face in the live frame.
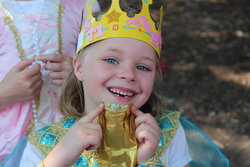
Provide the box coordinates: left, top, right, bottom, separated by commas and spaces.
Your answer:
74, 38, 157, 114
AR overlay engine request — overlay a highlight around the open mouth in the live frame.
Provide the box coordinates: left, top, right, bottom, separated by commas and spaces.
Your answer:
109, 88, 135, 98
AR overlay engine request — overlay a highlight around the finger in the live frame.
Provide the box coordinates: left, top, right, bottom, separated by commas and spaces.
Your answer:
131, 106, 144, 117
136, 128, 159, 145
85, 135, 102, 150
44, 62, 62, 72
51, 79, 64, 86
29, 79, 43, 94
72, 123, 102, 151
27, 81, 43, 99
74, 124, 102, 141
23, 63, 41, 76
136, 123, 160, 141
79, 103, 104, 123
19, 64, 41, 81
36, 54, 62, 62
33, 85, 43, 98
15, 59, 35, 72
81, 123, 102, 132
29, 72, 43, 85
32, 78, 43, 90
132, 107, 158, 127
134, 114, 158, 128
49, 71, 66, 80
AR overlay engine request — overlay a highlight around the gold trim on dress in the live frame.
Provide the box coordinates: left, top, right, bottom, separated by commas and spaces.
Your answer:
57, 5, 64, 54
4, 16, 25, 60
29, 111, 180, 167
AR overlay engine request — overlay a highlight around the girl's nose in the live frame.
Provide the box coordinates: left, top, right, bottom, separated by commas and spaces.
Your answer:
118, 66, 136, 81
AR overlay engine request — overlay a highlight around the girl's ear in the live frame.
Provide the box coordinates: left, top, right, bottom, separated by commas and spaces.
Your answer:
73, 58, 84, 81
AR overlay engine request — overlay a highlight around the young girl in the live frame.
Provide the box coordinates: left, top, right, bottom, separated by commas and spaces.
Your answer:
0, 0, 99, 163
3, 0, 229, 166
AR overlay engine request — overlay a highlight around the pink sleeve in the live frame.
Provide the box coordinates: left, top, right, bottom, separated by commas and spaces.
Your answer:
60, 0, 87, 57
0, 15, 20, 80
0, 102, 32, 163
60, 0, 100, 57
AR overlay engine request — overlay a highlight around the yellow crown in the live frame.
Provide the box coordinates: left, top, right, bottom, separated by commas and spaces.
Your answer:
77, 0, 164, 56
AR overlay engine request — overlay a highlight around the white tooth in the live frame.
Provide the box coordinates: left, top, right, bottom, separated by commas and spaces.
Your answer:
109, 88, 134, 97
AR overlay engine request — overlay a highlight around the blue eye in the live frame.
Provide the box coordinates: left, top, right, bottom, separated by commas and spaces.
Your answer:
104, 58, 117, 64
137, 65, 150, 71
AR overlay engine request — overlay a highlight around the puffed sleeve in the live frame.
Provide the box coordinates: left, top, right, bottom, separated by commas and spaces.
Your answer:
19, 141, 43, 167
160, 124, 192, 167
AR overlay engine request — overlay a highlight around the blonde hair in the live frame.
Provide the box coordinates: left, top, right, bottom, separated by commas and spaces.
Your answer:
58, 49, 87, 118
140, 55, 163, 117
59, 43, 163, 118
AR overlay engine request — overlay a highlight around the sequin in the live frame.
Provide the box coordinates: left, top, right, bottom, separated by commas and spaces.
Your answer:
158, 118, 174, 130
63, 118, 77, 128
103, 102, 131, 112
158, 134, 165, 146
73, 156, 88, 167
40, 133, 56, 145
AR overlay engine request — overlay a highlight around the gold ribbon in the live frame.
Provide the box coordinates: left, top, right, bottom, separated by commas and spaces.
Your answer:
97, 103, 137, 167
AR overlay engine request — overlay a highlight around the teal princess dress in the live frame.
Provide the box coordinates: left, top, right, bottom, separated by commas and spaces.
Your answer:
2, 110, 229, 167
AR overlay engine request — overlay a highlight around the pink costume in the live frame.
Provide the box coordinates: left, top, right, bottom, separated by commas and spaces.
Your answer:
0, 0, 88, 163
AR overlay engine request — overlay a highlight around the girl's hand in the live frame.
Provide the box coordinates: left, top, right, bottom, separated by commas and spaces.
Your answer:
36, 54, 73, 86
0, 59, 42, 109
132, 106, 161, 164
43, 104, 104, 167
